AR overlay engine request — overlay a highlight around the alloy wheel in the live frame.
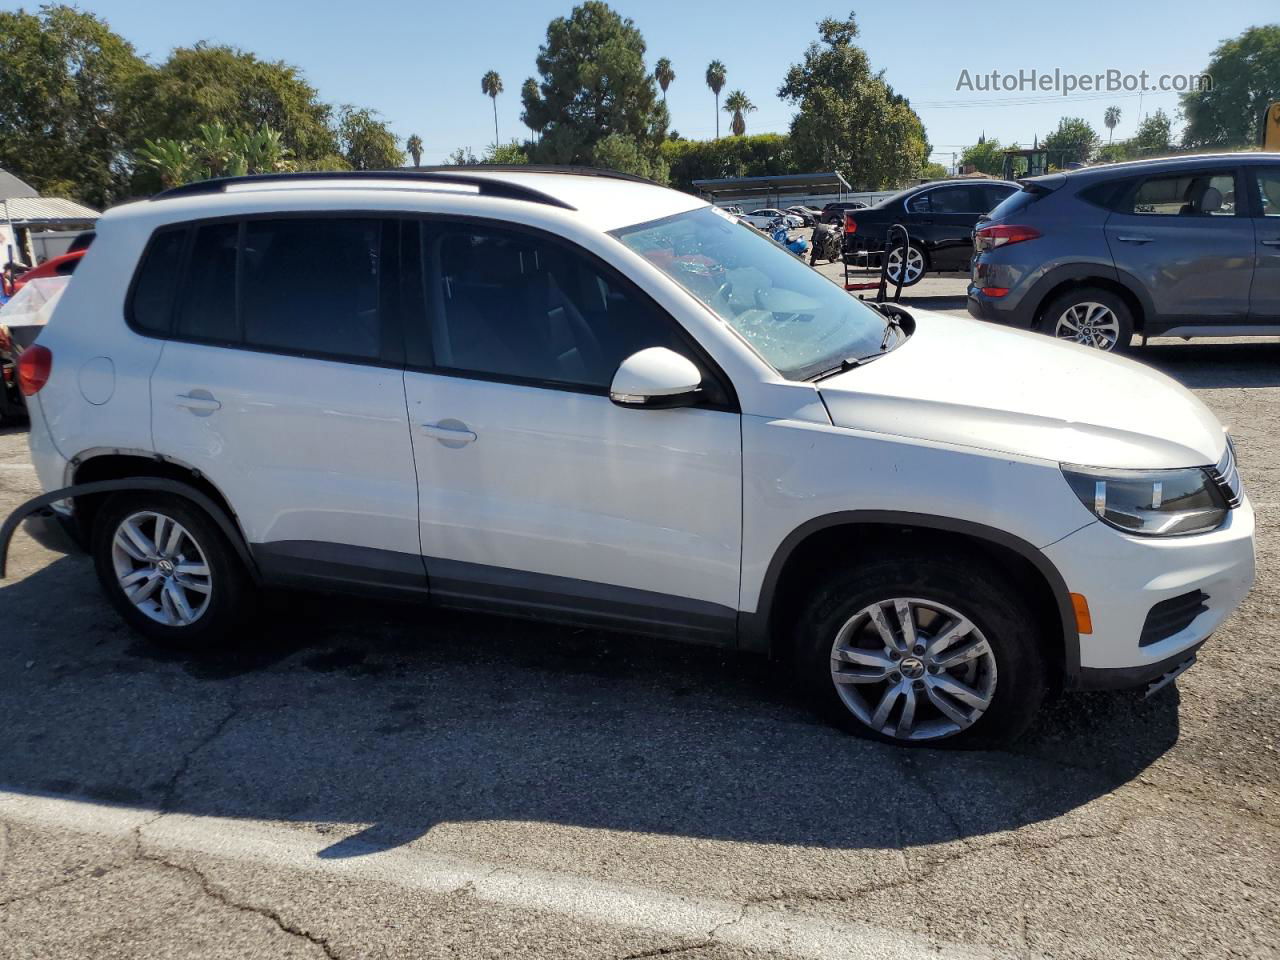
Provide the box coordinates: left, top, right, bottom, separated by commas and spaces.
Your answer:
110, 510, 213, 626
886, 246, 924, 284
829, 597, 998, 742
1054, 301, 1120, 350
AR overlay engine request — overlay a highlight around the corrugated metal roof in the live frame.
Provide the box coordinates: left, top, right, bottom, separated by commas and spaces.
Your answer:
0, 196, 99, 223
0, 170, 39, 201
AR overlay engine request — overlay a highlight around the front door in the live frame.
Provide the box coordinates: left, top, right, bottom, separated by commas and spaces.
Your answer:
1105, 168, 1255, 326
399, 219, 742, 639
1248, 166, 1280, 322
148, 216, 424, 591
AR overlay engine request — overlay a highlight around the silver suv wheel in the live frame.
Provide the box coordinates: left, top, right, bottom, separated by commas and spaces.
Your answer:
829, 597, 998, 742
886, 245, 925, 285
1053, 301, 1120, 350
111, 510, 213, 626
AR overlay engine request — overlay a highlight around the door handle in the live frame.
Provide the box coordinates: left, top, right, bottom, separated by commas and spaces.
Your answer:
420, 420, 477, 446
174, 393, 221, 413
1116, 235, 1155, 243
1261, 239, 1280, 247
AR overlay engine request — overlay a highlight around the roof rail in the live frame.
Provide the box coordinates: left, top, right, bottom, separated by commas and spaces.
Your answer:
411, 164, 656, 185
151, 170, 576, 209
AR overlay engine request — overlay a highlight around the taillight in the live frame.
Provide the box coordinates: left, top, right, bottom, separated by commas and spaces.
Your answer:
844, 213, 857, 234
17, 344, 52, 396
974, 223, 1040, 251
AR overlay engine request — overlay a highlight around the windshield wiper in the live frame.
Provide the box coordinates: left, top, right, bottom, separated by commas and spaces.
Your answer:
879, 314, 903, 351
806, 355, 873, 382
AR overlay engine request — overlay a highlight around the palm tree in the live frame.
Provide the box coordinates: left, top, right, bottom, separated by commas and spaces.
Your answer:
1104, 105, 1122, 144
406, 134, 424, 168
723, 90, 756, 137
655, 58, 675, 102
481, 70, 503, 147
705, 61, 726, 138
521, 78, 543, 141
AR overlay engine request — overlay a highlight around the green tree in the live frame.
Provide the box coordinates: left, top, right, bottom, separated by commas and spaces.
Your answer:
446, 146, 479, 165
481, 70, 503, 147
520, 2, 668, 179
137, 124, 293, 187
1182, 25, 1280, 147
1042, 116, 1099, 167
335, 107, 404, 170
131, 43, 339, 166
1104, 105, 1122, 144
655, 57, 675, 102
136, 138, 196, 189
780, 12, 929, 189
0, 5, 148, 207
406, 134, 424, 167
485, 141, 529, 164
661, 133, 793, 192
960, 138, 1004, 175
723, 90, 756, 137
705, 60, 727, 138
1131, 108, 1174, 157
520, 78, 543, 140
921, 161, 948, 180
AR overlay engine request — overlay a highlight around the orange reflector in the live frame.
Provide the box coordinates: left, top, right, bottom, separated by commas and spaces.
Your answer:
1070, 593, 1093, 635
980, 287, 1010, 298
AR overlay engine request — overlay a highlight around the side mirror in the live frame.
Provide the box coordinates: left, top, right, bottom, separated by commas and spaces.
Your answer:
609, 347, 703, 409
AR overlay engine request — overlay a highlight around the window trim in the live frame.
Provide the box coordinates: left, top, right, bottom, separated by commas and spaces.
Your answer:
1119, 167, 1244, 218
402, 213, 740, 413
124, 211, 408, 372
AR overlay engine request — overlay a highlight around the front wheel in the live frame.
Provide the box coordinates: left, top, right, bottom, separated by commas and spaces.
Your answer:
92, 492, 253, 649
794, 552, 1047, 747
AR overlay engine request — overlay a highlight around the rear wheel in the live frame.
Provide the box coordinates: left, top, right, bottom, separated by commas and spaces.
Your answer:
1041, 286, 1134, 352
92, 492, 253, 649
794, 552, 1047, 747
885, 244, 928, 287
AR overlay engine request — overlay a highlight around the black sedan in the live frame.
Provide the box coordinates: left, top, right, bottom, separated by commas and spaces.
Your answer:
842, 179, 1019, 286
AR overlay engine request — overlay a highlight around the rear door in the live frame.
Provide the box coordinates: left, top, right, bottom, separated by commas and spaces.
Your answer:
146, 216, 424, 590
1247, 165, 1280, 322
399, 218, 742, 638
920, 185, 994, 270
1104, 167, 1254, 325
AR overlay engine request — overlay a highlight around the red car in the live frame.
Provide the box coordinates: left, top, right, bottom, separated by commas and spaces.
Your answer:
5, 248, 85, 297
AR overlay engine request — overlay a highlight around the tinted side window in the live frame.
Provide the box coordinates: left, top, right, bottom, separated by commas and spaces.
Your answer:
175, 222, 239, 342
424, 223, 683, 390
1252, 168, 1280, 217
982, 185, 1016, 212
1130, 172, 1237, 216
129, 228, 188, 334
241, 219, 382, 359
906, 193, 930, 213
930, 186, 984, 213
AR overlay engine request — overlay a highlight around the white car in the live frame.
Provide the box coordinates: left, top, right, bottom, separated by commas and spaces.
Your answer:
1, 169, 1255, 746
739, 208, 803, 230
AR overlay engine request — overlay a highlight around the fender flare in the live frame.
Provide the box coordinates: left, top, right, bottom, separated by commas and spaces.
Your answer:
1025, 262, 1156, 331
739, 510, 1082, 685
0, 477, 258, 581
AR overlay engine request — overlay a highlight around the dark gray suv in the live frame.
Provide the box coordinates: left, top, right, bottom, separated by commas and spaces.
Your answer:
967, 153, 1280, 351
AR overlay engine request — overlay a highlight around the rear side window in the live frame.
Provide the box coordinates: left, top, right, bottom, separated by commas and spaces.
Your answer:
988, 188, 1043, 221
1129, 171, 1237, 216
241, 219, 381, 359
132, 216, 390, 364
129, 228, 188, 334
175, 222, 239, 342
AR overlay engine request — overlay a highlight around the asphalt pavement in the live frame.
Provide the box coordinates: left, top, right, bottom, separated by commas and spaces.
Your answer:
1, 290, 1277, 959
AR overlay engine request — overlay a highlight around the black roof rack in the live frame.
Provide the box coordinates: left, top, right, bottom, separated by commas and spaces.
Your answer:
151, 170, 577, 209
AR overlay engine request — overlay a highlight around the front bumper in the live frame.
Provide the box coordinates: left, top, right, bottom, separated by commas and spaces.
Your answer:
1044, 497, 1256, 690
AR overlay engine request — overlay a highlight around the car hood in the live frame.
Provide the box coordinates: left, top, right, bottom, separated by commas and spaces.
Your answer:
817, 310, 1226, 469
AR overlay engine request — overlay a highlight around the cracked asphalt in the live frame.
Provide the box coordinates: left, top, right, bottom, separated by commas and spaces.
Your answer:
1, 303, 1278, 959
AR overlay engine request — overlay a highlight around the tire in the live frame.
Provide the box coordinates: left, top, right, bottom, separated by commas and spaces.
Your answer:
1039, 286, 1134, 353
885, 243, 928, 287
92, 492, 254, 649
793, 551, 1047, 748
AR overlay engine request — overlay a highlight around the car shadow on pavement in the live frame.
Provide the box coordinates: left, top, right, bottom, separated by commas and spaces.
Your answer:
0, 555, 1181, 860
1135, 340, 1280, 389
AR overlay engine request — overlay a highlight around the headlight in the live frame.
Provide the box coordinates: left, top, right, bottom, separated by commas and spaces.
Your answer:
1060, 464, 1228, 537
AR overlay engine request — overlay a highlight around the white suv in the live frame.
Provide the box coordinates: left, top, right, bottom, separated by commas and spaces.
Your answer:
1, 168, 1256, 746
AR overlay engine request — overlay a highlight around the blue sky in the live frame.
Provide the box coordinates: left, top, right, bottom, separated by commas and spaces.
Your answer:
15, 0, 1278, 164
